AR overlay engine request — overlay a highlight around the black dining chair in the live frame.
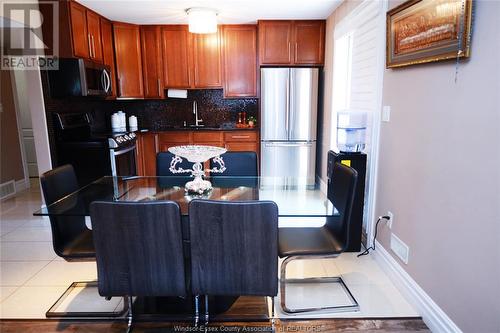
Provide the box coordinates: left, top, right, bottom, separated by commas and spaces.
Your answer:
40, 165, 127, 318
40, 164, 95, 261
209, 151, 258, 177
189, 200, 279, 326
209, 152, 258, 188
90, 201, 187, 333
278, 162, 359, 313
157, 152, 194, 187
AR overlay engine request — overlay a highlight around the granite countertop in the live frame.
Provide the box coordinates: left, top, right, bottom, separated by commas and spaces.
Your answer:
139, 126, 258, 133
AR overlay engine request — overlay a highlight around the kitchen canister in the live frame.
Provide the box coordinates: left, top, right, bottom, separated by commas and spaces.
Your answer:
129, 115, 138, 131
111, 111, 127, 132
111, 113, 121, 131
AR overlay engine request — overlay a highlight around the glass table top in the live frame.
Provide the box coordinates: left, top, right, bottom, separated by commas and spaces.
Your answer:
34, 176, 337, 217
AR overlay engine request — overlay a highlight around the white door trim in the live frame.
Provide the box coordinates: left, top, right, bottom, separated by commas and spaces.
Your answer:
9, 69, 30, 189
364, 0, 388, 247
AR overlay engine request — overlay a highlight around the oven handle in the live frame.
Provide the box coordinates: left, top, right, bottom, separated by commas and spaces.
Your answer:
111, 145, 136, 156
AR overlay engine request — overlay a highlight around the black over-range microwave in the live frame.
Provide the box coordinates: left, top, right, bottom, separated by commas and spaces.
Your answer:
48, 58, 112, 98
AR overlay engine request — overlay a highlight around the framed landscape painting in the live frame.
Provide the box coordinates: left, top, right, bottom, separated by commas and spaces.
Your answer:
386, 0, 473, 68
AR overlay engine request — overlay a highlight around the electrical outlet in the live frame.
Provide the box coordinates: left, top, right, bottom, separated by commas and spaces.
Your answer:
387, 211, 394, 229
382, 106, 391, 122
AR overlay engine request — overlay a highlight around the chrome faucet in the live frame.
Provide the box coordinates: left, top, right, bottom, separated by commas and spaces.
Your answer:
193, 101, 203, 127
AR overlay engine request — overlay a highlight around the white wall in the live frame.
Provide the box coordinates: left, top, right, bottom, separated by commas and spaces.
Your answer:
376, 1, 500, 332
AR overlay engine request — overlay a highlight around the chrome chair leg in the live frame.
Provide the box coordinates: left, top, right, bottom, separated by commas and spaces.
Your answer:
280, 255, 359, 314
270, 296, 276, 332
204, 295, 209, 326
125, 296, 133, 333
194, 295, 200, 327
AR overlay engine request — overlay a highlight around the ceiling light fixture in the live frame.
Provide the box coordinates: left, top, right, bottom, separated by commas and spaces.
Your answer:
186, 7, 218, 34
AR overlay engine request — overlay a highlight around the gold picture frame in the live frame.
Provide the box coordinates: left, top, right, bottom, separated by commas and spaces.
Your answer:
386, 0, 473, 68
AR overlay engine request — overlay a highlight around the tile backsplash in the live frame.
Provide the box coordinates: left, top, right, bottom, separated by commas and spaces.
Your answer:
111, 89, 258, 130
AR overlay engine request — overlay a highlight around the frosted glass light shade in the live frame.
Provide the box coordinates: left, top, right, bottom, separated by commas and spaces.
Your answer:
187, 8, 217, 34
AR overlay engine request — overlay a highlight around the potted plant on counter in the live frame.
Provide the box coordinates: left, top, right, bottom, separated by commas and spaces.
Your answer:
247, 116, 257, 128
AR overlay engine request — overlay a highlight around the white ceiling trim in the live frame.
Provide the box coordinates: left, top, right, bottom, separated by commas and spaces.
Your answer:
76, 0, 342, 25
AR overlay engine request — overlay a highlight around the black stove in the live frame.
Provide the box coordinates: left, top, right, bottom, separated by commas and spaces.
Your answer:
55, 112, 137, 186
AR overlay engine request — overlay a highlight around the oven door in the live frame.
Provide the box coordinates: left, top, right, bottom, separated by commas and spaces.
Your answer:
109, 145, 137, 177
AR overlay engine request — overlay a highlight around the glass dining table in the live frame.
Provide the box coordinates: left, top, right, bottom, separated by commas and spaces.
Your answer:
34, 175, 337, 218
33, 175, 338, 321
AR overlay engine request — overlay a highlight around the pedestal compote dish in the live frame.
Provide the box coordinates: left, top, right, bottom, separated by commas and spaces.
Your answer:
168, 145, 226, 194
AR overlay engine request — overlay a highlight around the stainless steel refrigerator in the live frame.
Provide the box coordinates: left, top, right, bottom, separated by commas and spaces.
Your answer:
260, 68, 319, 187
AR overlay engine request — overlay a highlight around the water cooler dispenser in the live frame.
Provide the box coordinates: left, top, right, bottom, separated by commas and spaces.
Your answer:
327, 111, 368, 251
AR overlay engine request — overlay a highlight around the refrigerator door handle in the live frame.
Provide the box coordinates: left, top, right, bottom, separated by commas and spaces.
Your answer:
263, 142, 314, 147
288, 68, 294, 139
285, 69, 290, 139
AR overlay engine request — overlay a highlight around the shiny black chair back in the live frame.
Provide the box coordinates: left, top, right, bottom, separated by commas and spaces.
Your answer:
40, 164, 94, 261
210, 151, 258, 177
90, 201, 186, 297
325, 162, 358, 251
189, 200, 278, 296
157, 152, 194, 176
157, 152, 195, 187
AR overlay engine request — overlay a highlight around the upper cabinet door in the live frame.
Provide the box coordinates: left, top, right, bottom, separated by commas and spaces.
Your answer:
86, 10, 103, 62
258, 21, 293, 65
100, 18, 117, 98
69, 1, 89, 59
161, 26, 191, 89
293, 21, 325, 65
140, 26, 163, 98
113, 23, 144, 98
192, 32, 222, 88
222, 25, 257, 98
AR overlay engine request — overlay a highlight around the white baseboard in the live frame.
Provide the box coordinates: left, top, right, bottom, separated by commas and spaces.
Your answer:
373, 241, 462, 333
15, 179, 30, 193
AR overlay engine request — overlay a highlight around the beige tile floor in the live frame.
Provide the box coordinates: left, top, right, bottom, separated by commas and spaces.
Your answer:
0, 180, 418, 319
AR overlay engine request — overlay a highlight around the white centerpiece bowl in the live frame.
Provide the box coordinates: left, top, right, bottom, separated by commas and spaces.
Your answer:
168, 145, 227, 194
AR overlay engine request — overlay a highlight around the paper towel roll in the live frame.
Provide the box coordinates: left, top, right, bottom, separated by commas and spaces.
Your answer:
167, 89, 188, 98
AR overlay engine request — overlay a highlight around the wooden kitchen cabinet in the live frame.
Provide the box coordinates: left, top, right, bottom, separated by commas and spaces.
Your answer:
222, 25, 257, 98
161, 26, 222, 89
224, 131, 259, 152
258, 20, 325, 66
293, 21, 325, 65
136, 132, 158, 176
100, 18, 117, 98
141, 26, 164, 98
157, 132, 191, 152
258, 21, 293, 65
192, 131, 224, 148
161, 26, 192, 89
192, 32, 222, 88
113, 22, 144, 98
68, 1, 89, 59
68, 1, 104, 62
86, 10, 103, 62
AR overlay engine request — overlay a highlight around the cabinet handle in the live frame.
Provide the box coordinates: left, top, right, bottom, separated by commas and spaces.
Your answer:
88, 33, 93, 58
295, 42, 298, 60
231, 135, 250, 139
157, 78, 161, 96
91, 34, 95, 58
117, 77, 121, 96
288, 41, 291, 62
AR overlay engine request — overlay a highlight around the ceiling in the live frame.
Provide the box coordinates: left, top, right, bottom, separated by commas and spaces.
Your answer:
76, 0, 342, 25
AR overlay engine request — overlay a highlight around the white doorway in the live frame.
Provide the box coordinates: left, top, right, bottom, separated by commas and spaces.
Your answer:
329, 0, 388, 245
12, 71, 39, 178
